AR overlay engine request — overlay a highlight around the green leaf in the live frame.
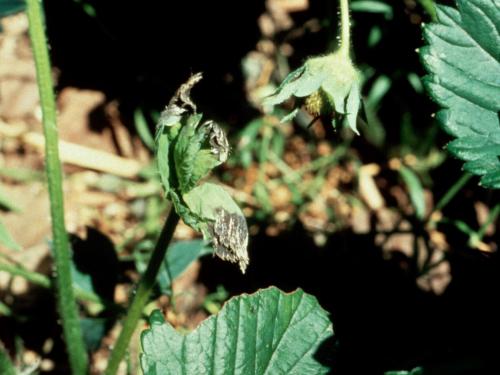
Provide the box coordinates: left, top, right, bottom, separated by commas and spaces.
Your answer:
169, 190, 201, 231
157, 240, 212, 295
344, 81, 362, 134
156, 129, 171, 196
71, 261, 93, 296
420, 0, 500, 188
140, 287, 333, 375
350, 1, 393, 19
183, 182, 243, 220
134, 109, 155, 151
264, 65, 308, 106
80, 317, 108, 352
174, 114, 205, 193
399, 166, 426, 220
0, 220, 21, 251
0, 347, 15, 375
0, 188, 20, 212
190, 149, 220, 187
173, 115, 226, 193
0, 0, 24, 18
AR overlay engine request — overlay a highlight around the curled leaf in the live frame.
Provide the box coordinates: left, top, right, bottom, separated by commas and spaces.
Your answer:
158, 72, 203, 128
154, 74, 250, 272
206, 120, 230, 163
183, 183, 249, 273
265, 51, 362, 134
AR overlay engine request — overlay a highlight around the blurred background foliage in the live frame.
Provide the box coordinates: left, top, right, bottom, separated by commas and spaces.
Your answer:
0, 0, 499, 374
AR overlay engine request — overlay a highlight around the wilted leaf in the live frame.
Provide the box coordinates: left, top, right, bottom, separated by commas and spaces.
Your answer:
141, 287, 333, 375
183, 183, 249, 272
158, 72, 203, 128
155, 74, 249, 272
420, 0, 500, 188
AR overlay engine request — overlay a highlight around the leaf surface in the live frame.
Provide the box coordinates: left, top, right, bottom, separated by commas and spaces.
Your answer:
420, 0, 500, 188
141, 287, 333, 375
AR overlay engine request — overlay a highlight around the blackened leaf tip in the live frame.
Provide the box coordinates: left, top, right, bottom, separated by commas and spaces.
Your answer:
211, 208, 249, 273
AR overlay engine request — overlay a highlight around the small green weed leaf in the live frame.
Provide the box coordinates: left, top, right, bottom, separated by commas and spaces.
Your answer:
265, 52, 362, 134
134, 109, 155, 151
399, 165, 426, 220
0, 347, 15, 375
0, 220, 20, 251
254, 180, 273, 213
70, 229, 118, 302
80, 317, 108, 352
420, 0, 500, 188
71, 261, 93, 296
350, 1, 394, 19
157, 240, 212, 294
140, 287, 333, 375
0, 188, 20, 212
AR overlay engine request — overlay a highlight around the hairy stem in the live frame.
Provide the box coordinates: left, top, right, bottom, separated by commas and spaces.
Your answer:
26, 0, 88, 373
105, 206, 180, 375
339, 0, 351, 58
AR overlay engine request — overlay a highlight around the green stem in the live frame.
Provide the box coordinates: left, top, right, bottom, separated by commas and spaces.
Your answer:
430, 172, 472, 218
339, 0, 351, 58
473, 202, 500, 244
105, 206, 180, 375
26, 1, 88, 373
417, 0, 437, 21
